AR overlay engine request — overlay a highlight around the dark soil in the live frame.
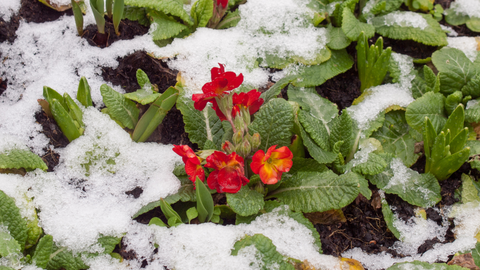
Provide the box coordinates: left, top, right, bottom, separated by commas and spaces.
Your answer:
1, 0, 476, 268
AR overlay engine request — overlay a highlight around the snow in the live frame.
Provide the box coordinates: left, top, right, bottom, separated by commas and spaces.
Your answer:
0, 0, 21, 22
347, 52, 415, 131
447, 36, 479, 62
383, 11, 429, 30
449, 0, 480, 18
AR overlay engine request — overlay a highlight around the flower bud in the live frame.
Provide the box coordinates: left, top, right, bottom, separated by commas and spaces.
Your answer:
233, 115, 244, 132
251, 133, 261, 150
238, 139, 251, 158
232, 130, 243, 145
222, 141, 235, 154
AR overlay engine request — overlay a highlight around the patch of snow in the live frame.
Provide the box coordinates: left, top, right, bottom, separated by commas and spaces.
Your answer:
136, 206, 341, 270
383, 11, 429, 30
449, 0, 480, 19
25, 107, 181, 252
441, 25, 459, 37
447, 37, 479, 62
347, 84, 414, 130
467, 99, 479, 109
153, 0, 329, 95
0, 0, 21, 22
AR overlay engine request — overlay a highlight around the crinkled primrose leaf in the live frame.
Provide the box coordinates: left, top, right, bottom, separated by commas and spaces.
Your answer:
371, 11, 447, 46
231, 234, 295, 270
226, 185, 265, 217
0, 149, 47, 172
266, 170, 360, 213
177, 96, 225, 149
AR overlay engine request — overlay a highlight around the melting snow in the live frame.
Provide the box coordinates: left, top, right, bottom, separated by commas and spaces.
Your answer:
449, 0, 480, 18
383, 11, 428, 30
447, 36, 479, 62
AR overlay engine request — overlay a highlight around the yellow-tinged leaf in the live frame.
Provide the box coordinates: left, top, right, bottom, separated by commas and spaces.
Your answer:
340, 257, 365, 270
294, 260, 317, 270
38, 0, 71, 11
475, 230, 480, 242
475, 37, 480, 51
385, 105, 405, 114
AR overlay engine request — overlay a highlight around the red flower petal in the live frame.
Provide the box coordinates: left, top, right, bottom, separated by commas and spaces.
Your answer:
250, 149, 265, 174
173, 145, 197, 163
211, 63, 225, 81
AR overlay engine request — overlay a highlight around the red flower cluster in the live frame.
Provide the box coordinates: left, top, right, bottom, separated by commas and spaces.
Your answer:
192, 64, 243, 111
250, 145, 293, 185
213, 89, 264, 121
205, 151, 249, 193
173, 145, 205, 183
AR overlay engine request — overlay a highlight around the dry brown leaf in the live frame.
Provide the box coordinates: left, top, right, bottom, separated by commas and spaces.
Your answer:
371, 190, 382, 209
447, 253, 480, 270
304, 209, 346, 225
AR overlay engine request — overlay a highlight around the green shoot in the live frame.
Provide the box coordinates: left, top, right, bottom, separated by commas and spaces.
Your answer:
113, 0, 124, 36
71, 0, 84, 36
356, 31, 392, 93
90, 0, 105, 34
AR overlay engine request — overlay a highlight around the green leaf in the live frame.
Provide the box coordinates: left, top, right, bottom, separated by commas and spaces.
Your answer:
268, 170, 360, 213
160, 199, 183, 227
461, 173, 480, 203
136, 69, 151, 88
176, 96, 225, 149
444, 7, 469, 26
148, 10, 189, 41
430, 147, 470, 181
195, 178, 214, 223
467, 17, 480, 32
327, 24, 351, 50
100, 84, 139, 129
259, 76, 295, 104
191, 0, 213, 28
123, 6, 150, 26
97, 235, 121, 254
328, 109, 355, 158
351, 152, 388, 176
125, 0, 192, 25
432, 47, 477, 95
331, 0, 357, 27
472, 242, 480, 268
299, 122, 337, 164
387, 261, 470, 270
217, 9, 241, 29
51, 99, 83, 142
465, 99, 480, 123
370, 158, 441, 208
0, 149, 48, 171
46, 244, 89, 270
287, 85, 338, 125
76, 76, 93, 107
231, 234, 295, 270
442, 104, 465, 138
380, 192, 401, 239
186, 207, 198, 223
461, 75, 480, 99
293, 49, 354, 87
32, 235, 53, 269
287, 157, 328, 175
43, 86, 66, 110
0, 191, 28, 250
445, 91, 463, 116
341, 8, 375, 41
405, 91, 446, 133
149, 217, 167, 227
371, 11, 447, 46
0, 225, 21, 259
299, 110, 331, 151
371, 110, 422, 167
249, 99, 294, 151
25, 211, 42, 249
226, 186, 265, 217
124, 88, 161, 105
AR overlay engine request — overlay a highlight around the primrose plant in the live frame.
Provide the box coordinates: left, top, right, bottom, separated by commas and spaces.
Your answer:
136, 64, 367, 227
